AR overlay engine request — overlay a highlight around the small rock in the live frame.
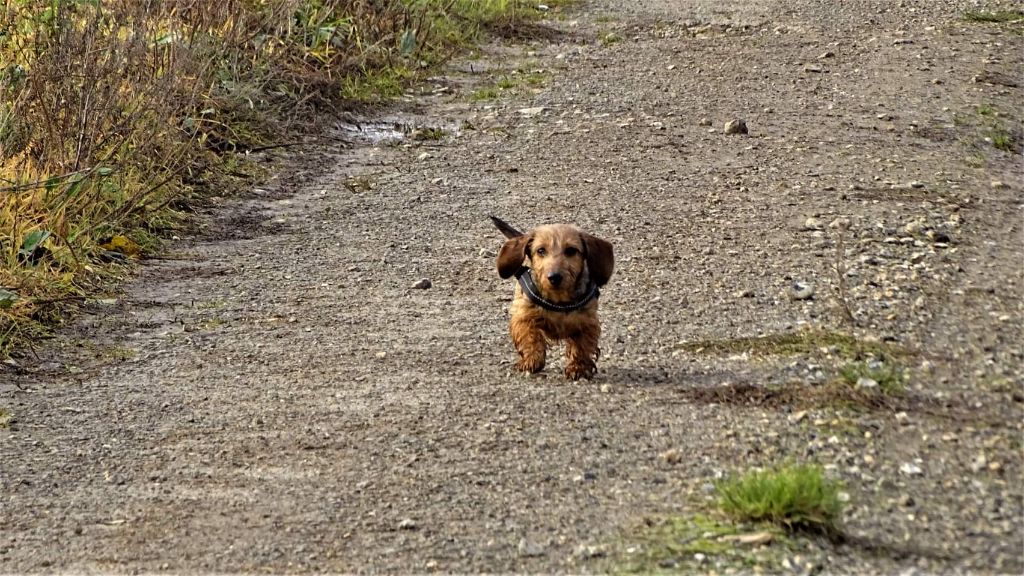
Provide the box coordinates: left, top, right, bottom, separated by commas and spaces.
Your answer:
804, 64, 825, 73
819, 50, 835, 59
479, 248, 496, 258
693, 552, 706, 563
789, 281, 815, 300
397, 518, 418, 530
899, 462, 923, 477
576, 544, 605, 559
660, 448, 683, 465
909, 180, 925, 189
893, 38, 913, 45
735, 289, 755, 298
411, 278, 432, 289
518, 538, 545, 557
991, 181, 1007, 189
856, 377, 879, 390
417, 152, 432, 161
698, 117, 712, 127
802, 217, 824, 231
724, 118, 748, 135
899, 494, 916, 507
517, 106, 547, 117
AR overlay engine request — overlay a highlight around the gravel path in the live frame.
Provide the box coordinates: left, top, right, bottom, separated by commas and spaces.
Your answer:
3, 0, 1022, 573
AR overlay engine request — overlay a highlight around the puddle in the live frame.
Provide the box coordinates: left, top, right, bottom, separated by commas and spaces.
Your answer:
338, 121, 406, 144
337, 118, 460, 145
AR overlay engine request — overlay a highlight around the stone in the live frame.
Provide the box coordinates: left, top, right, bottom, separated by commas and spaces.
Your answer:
802, 217, 824, 231
518, 538, 545, 557
517, 106, 547, 117
856, 377, 879, 390
724, 118, 748, 135
789, 281, 815, 300
698, 117, 712, 126
899, 462, 923, 476
411, 278, 432, 289
660, 448, 683, 464
397, 518, 418, 530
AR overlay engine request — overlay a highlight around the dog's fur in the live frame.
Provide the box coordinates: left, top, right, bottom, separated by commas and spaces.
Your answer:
493, 220, 614, 380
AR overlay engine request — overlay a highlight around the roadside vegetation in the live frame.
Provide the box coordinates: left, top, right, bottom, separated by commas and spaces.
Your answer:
0, 0, 568, 357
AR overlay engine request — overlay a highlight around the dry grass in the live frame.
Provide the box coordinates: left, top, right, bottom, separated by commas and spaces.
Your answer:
0, 0, 561, 355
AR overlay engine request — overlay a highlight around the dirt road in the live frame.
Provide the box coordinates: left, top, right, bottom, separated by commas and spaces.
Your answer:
3, 0, 1022, 573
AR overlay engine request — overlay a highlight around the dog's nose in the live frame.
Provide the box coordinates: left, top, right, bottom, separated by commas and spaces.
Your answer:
547, 272, 563, 287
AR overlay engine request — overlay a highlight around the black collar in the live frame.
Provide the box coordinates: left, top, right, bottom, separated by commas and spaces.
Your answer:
515, 267, 600, 313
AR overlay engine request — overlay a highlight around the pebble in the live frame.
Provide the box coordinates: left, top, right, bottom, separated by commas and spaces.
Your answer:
909, 180, 925, 189
411, 278, 432, 289
518, 538, 545, 557
660, 448, 683, 464
899, 462, 924, 476
990, 181, 1007, 189
724, 118, 748, 135
804, 64, 825, 73
819, 50, 835, 59
698, 117, 712, 126
789, 281, 815, 300
802, 217, 824, 231
517, 106, 547, 117
856, 377, 879, 390
397, 518, 418, 530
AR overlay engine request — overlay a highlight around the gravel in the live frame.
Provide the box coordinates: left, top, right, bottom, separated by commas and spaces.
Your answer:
1, 0, 1021, 573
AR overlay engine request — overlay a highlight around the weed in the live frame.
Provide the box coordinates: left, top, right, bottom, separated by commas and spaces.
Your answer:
989, 127, 1016, 152
0, 0, 552, 358
471, 86, 501, 101
600, 31, 623, 46
838, 360, 905, 395
717, 463, 844, 534
603, 514, 800, 574
675, 330, 909, 360
963, 10, 1024, 23
0, 407, 11, 428
976, 103, 998, 117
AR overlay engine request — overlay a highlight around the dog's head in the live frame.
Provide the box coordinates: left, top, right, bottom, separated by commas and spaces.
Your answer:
497, 224, 614, 303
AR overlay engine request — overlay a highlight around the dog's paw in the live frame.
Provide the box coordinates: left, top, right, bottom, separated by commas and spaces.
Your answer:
516, 356, 546, 373
564, 361, 596, 381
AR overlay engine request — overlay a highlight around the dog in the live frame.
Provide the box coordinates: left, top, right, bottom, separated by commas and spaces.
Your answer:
490, 216, 614, 380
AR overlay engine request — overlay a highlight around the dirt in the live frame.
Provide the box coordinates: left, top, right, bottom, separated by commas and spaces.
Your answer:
3, 0, 1022, 573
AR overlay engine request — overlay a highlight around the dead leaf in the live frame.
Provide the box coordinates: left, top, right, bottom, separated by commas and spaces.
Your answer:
720, 532, 774, 546
99, 235, 142, 258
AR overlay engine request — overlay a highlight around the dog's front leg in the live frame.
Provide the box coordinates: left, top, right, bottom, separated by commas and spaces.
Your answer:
511, 317, 546, 373
564, 328, 600, 380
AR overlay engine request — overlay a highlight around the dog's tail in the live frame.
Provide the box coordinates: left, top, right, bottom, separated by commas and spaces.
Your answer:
489, 215, 523, 239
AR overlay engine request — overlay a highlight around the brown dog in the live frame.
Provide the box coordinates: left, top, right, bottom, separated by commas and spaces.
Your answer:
491, 217, 614, 380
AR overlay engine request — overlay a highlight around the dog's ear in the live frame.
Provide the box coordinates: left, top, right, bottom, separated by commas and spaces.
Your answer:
581, 232, 614, 286
497, 234, 531, 279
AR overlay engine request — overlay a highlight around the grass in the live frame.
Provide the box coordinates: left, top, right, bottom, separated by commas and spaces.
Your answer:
717, 463, 844, 534
605, 514, 800, 574
675, 330, 909, 360
838, 360, 905, 395
470, 69, 550, 102
963, 10, 1024, 23
0, 407, 11, 428
600, 31, 623, 46
0, 0, 565, 358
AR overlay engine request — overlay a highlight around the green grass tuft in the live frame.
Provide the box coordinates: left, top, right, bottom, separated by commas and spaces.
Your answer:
963, 10, 1024, 23
717, 463, 844, 534
838, 360, 905, 395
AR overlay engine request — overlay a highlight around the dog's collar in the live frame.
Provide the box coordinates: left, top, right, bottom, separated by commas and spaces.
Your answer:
515, 267, 600, 313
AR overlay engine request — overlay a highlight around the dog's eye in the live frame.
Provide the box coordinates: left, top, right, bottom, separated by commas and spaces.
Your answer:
536, 247, 547, 256
564, 247, 579, 257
